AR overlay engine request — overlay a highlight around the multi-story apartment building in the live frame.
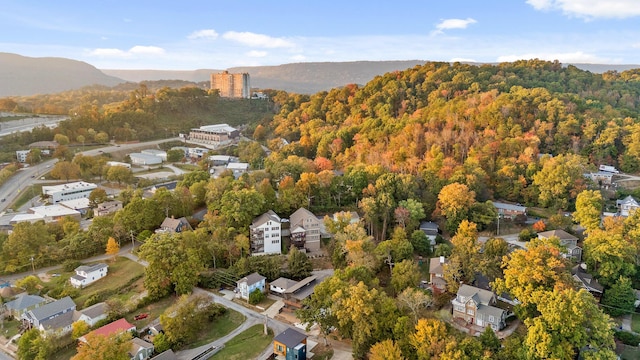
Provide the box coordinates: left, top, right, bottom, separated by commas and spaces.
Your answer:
210, 71, 250, 98
250, 210, 282, 254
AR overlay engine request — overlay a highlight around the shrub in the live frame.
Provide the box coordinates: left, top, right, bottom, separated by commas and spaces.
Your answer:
614, 330, 640, 346
518, 228, 537, 242
62, 260, 83, 272
249, 288, 265, 305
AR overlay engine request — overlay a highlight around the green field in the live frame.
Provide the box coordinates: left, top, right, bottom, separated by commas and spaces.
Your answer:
210, 325, 274, 360
186, 308, 246, 349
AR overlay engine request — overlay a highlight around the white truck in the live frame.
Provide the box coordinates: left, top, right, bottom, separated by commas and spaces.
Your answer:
599, 164, 620, 174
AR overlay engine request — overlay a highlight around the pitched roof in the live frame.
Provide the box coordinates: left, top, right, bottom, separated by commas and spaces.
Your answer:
252, 210, 281, 227
237, 272, 266, 286
492, 202, 527, 212
28, 296, 75, 321
90, 318, 135, 338
5, 294, 45, 311
270, 277, 298, 290
152, 349, 178, 360
457, 284, 495, 306
617, 195, 640, 207
75, 263, 108, 273
429, 257, 447, 275
537, 229, 578, 242
274, 327, 307, 348
285, 276, 317, 294
130, 337, 154, 356
572, 265, 604, 293
39, 310, 74, 330
80, 302, 108, 319
160, 216, 191, 231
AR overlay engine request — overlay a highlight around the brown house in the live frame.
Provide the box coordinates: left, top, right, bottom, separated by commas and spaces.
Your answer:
428, 256, 448, 291
451, 284, 507, 331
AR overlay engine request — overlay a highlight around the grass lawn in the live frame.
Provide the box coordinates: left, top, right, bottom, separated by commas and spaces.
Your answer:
632, 314, 640, 333
11, 184, 43, 210
125, 295, 176, 329
0, 318, 21, 339
172, 163, 200, 171
186, 308, 246, 349
72, 257, 145, 309
210, 324, 273, 360
620, 344, 640, 360
50, 343, 77, 360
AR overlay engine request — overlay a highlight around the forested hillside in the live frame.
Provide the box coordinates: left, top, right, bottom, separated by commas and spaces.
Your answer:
260, 60, 640, 214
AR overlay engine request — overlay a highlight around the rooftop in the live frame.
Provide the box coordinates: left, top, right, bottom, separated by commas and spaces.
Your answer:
274, 328, 307, 348
237, 272, 266, 286
30, 204, 81, 217
87, 318, 135, 339
5, 294, 46, 311
42, 181, 97, 194
28, 296, 75, 322
75, 263, 108, 273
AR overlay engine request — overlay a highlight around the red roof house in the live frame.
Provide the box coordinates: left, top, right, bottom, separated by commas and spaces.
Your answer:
79, 318, 136, 343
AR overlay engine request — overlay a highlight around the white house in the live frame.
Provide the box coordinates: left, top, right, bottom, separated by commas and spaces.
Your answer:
236, 272, 266, 301
70, 263, 108, 288
617, 195, 640, 217
42, 181, 97, 204
269, 277, 299, 296
227, 162, 249, 178
73, 302, 108, 327
250, 210, 283, 255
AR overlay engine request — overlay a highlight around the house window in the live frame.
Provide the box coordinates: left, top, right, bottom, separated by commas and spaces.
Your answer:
454, 305, 465, 312
489, 315, 495, 323
276, 344, 284, 352
467, 309, 474, 315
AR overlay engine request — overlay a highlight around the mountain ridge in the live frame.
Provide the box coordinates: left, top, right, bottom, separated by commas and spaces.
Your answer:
2, 52, 640, 97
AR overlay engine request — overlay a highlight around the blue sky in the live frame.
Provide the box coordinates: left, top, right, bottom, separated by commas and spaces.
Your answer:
2, 0, 640, 70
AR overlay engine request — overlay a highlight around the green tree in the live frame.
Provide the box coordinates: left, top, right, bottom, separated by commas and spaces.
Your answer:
480, 237, 509, 281
286, 245, 312, 280
88, 188, 108, 208
105, 165, 133, 185
138, 233, 204, 299
524, 288, 615, 360
54, 133, 69, 145
17, 328, 53, 360
178, 170, 210, 188
410, 230, 431, 256
15, 275, 40, 294
533, 154, 587, 210
391, 259, 420, 295
396, 287, 432, 324
249, 288, 266, 304
479, 326, 501, 353
166, 148, 185, 162
160, 294, 219, 348
601, 276, 636, 317
573, 190, 604, 234
448, 220, 481, 284
50, 161, 81, 181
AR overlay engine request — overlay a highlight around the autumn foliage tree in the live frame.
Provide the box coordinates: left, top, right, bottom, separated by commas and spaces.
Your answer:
71, 332, 132, 360
436, 182, 476, 233
105, 237, 119, 261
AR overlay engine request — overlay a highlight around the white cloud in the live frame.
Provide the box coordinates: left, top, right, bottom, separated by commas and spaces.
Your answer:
129, 46, 165, 55
247, 50, 267, 57
222, 31, 294, 48
88, 45, 165, 58
497, 51, 612, 64
449, 57, 477, 63
89, 48, 127, 57
188, 29, 218, 40
436, 18, 477, 31
526, 0, 640, 19
290, 54, 306, 62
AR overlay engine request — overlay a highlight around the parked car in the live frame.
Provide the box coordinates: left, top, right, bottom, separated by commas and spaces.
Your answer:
134, 313, 149, 321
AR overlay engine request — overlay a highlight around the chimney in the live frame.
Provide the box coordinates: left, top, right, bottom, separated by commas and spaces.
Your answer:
440, 256, 445, 264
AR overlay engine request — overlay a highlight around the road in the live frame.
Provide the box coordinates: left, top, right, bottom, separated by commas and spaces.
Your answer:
0, 137, 182, 213
0, 115, 67, 138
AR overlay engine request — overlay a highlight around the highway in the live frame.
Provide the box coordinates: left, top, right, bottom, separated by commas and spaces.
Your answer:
0, 115, 67, 138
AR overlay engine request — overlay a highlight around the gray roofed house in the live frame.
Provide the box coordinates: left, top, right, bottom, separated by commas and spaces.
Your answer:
428, 257, 448, 291
39, 311, 75, 334
269, 277, 299, 295
5, 294, 46, 318
151, 349, 178, 360
451, 284, 507, 331
492, 202, 527, 219
130, 337, 154, 360
156, 216, 192, 234
617, 195, 640, 217
74, 302, 108, 327
572, 265, 604, 296
273, 327, 307, 359
236, 272, 266, 300
538, 229, 582, 261
22, 296, 76, 334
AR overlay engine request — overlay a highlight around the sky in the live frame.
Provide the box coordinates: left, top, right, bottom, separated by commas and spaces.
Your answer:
2, 0, 640, 70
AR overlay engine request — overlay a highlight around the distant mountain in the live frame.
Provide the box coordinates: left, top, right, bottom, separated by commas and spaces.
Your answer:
0, 53, 125, 97
102, 61, 430, 94
103, 61, 640, 95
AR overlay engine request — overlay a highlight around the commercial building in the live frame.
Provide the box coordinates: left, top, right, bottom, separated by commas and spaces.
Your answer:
129, 153, 163, 165
188, 124, 239, 146
106, 161, 131, 169
141, 149, 167, 161
210, 71, 250, 98
42, 181, 97, 204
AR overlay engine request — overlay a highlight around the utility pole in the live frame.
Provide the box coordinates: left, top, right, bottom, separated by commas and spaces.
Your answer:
130, 230, 135, 251
30, 256, 35, 274
497, 215, 500, 236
